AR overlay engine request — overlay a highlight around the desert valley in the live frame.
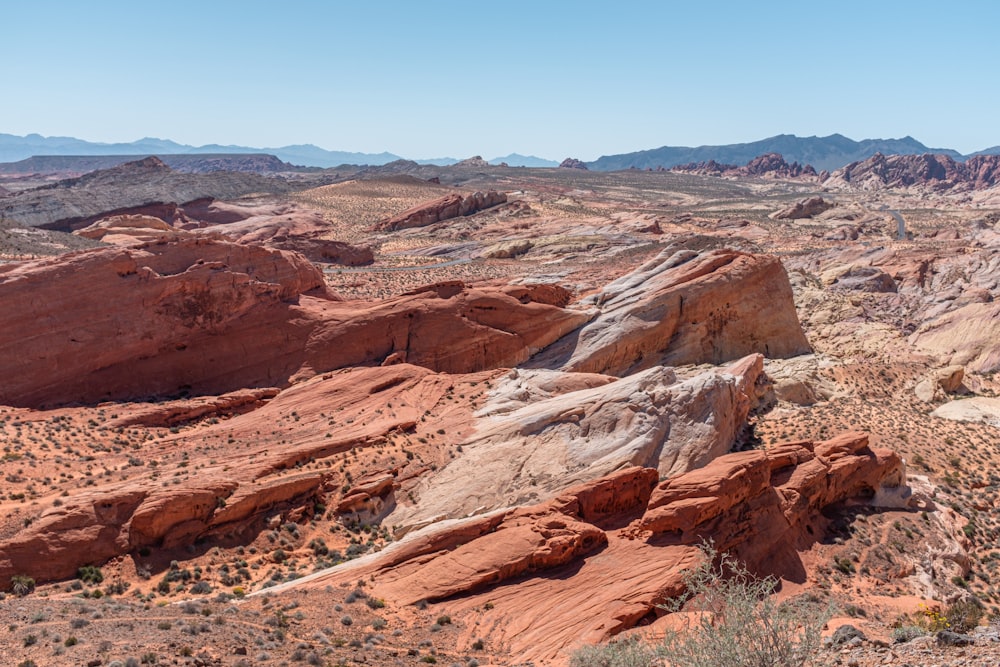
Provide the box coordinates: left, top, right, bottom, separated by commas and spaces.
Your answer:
2, 142, 1000, 667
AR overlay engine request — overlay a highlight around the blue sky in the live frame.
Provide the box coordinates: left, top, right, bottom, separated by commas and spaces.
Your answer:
3, 1, 998, 159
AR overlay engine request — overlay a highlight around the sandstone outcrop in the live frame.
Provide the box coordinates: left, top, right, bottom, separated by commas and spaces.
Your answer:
672, 153, 817, 180
0, 157, 297, 230
932, 397, 1000, 426
186, 200, 375, 265
0, 363, 490, 587
772, 196, 835, 220
75, 214, 190, 245
559, 158, 589, 170
454, 156, 491, 168
389, 354, 772, 530
914, 366, 965, 403
531, 247, 811, 375
296, 432, 905, 664
910, 302, 1000, 373
824, 153, 1000, 192
0, 242, 587, 407
376, 191, 508, 231
823, 265, 898, 293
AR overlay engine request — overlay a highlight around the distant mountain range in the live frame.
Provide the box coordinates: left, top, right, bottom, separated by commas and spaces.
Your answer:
1, 132, 998, 172
585, 134, 988, 172
0, 134, 559, 170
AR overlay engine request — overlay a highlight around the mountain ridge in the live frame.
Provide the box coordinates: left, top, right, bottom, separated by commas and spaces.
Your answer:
586, 133, 982, 172
2, 132, 999, 171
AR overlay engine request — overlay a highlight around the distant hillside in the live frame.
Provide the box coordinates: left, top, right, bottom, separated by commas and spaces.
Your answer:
969, 146, 1000, 157
587, 134, 965, 172
0, 157, 302, 230
0, 154, 295, 175
0, 134, 404, 168
489, 154, 560, 168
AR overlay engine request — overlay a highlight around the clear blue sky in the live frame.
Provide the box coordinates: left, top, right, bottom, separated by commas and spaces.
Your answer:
3, 0, 998, 159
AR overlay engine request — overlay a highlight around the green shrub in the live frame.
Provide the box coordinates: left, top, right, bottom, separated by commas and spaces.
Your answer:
571, 545, 830, 667
946, 596, 985, 632
78, 565, 104, 584
891, 625, 926, 643
571, 635, 656, 667
11, 575, 35, 597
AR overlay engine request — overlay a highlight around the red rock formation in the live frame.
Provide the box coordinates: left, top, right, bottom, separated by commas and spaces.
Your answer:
182, 200, 375, 265
0, 363, 491, 587
826, 152, 1000, 191
454, 156, 491, 168
532, 247, 811, 375
772, 196, 835, 220
376, 191, 508, 231
672, 153, 818, 179
559, 158, 589, 170
0, 241, 587, 407
104, 388, 280, 428
297, 432, 904, 663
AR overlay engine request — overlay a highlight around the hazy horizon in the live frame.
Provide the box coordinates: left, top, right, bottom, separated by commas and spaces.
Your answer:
4, 0, 998, 160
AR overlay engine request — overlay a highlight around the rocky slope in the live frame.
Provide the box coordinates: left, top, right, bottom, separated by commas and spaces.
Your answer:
824, 152, 1000, 192
588, 133, 960, 172
0, 239, 587, 407
672, 152, 819, 180
375, 190, 507, 231
0, 157, 302, 230
289, 432, 905, 663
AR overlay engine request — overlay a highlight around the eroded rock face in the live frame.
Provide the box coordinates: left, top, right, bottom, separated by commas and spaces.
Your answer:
186, 201, 375, 265
0, 242, 587, 407
910, 302, 1000, 373
389, 354, 772, 530
825, 153, 1000, 192
672, 153, 818, 179
376, 191, 507, 231
531, 247, 811, 375
773, 196, 835, 220
297, 432, 905, 664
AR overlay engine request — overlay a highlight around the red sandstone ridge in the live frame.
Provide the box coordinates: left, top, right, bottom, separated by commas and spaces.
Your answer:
0, 363, 497, 588
293, 432, 905, 664
375, 190, 507, 231
824, 152, 1000, 191
531, 246, 811, 375
672, 152, 818, 179
388, 355, 772, 529
0, 241, 588, 407
181, 200, 375, 266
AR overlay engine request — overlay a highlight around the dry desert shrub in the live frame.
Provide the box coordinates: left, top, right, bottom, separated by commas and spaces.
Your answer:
571, 545, 830, 667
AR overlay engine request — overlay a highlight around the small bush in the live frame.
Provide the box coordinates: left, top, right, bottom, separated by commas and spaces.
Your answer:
946, 596, 985, 632
11, 575, 35, 596
572, 544, 829, 667
891, 625, 926, 643
78, 565, 104, 584
571, 635, 655, 667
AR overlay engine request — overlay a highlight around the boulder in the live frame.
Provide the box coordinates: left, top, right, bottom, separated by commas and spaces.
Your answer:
772, 196, 835, 220
823, 265, 897, 293
914, 365, 965, 403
